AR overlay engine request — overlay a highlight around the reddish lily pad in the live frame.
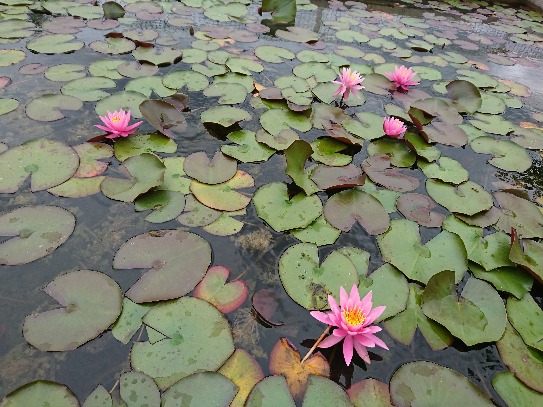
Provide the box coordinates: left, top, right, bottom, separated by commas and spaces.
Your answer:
251, 288, 284, 327
23, 270, 122, 351
446, 79, 482, 113
190, 170, 253, 211
193, 265, 248, 313
26, 94, 83, 121
423, 122, 468, 147
397, 193, 446, 228
362, 154, 419, 192
0, 138, 79, 193
139, 99, 187, 138
311, 164, 366, 190
113, 230, 211, 303
218, 349, 264, 407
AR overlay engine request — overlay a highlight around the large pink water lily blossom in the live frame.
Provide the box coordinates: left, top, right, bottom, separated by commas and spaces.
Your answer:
383, 117, 407, 139
385, 65, 419, 91
332, 67, 364, 101
96, 109, 143, 139
310, 285, 388, 366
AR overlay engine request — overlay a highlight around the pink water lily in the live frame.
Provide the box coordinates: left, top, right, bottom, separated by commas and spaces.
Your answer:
332, 67, 364, 101
385, 65, 419, 91
95, 109, 143, 139
383, 117, 407, 139
310, 285, 388, 366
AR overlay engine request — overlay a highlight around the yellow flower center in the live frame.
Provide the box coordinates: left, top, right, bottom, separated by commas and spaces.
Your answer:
111, 115, 121, 123
342, 307, 365, 326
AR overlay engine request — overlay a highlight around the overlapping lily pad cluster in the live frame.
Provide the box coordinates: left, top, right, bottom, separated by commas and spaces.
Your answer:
1, 0, 543, 405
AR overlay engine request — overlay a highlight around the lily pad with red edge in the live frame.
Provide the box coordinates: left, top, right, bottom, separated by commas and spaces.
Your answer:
114, 134, 177, 162
397, 193, 445, 228
378, 219, 467, 284
422, 271, 506, 346
0, 138, 79, 193
101, 153, 165, 203
302, 376, 353, 407
285, 140, 319, 195
446, 79, 482, 113
423, 122, 468, 147
82, 385, 112, 406
347, 378, 394, 407
222, 130, 275, 163
426, 179, 493, 216
252, 288, 284, 326
111, 298, 152, 345
324, 189, 389, 235
201, 106, 252, 127
269, 338, 330, 399
177, 194, 221, 227
245, 376, 296, 407
130, 297, 234, 389
161, 372, 238, 407
23, 270, 122, 351
384, 284, 453, 350
73, 142, 113, 178
119, 371, 160, 407
139, 99, 187, 138
311, 164, 365, 190
0, 205, 75, 266
218, 349, 264, 407
26, 93, 83, 121
132, 46, 183, 66
260, 108, 312, 136
113, 230, 211, 303
253, 181, 323, 232
510, 233, 543, 285
163, 70, 209, 92
0, 381, 79, 407
492, 371, 543, 407
190, 170, 252, 212
494, 192, 543, 238
390, 361, 494, 406
497, 323, 543, 393
507, 293, 543, 352
418, 157, 468, 184
279, 243, 358, 310
291, 215, 341, 246
134, 190, 186, 223
193, 265, 248, 313
470, 137, 532, 172
47, 177, 105, 198
362, 154, 419, 192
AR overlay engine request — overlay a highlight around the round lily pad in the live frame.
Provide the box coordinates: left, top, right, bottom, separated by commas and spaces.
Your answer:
418, 157, 468, 184
139, 99, 187, 138
362, 154, 419, 192
426, 180, 493, 216
245, 376, 296, 407
23, 270, 122, 351
222, 130, 275, 163
177, 195, 221, 227
27, 34, 84, 54
113, 229, 211, 303
44, 64, 86, 82
494, 192, 543, 238
134, 190, 186, 223
201, 106, 252, 127
255, 45, 295, 63
0, 138, 79, 193
470, 137, 532, 172
61, 76, 116, 102
163, 70, 209, 92
132, 46, 182, 66
260, 108, 312, 136
119, 371, 160, 407
397, 193, 446, 228
193, 265, 248, 314
161, 372, 238, 407
0, 49, 25, 66
0, 98, 19, 116
26, 94, 83, 121
0, 381, 79, 407
183, 151, 237, 184
347, 378, 394, 407
279, 243, 358, 310
492, 371, 543, 407
114, 133, 177, 162
190, 170, 253, 212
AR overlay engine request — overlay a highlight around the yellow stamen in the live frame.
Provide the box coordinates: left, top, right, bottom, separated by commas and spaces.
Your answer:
111, 115, 121, 123
342, 307, 365, 326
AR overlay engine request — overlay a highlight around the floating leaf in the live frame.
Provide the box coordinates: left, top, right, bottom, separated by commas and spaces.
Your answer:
269, 338, 329, 398
125, 76, 177, 98
302, 376, 353, 407
26, 94, 83, 121
261, 108, 311, 136
113, 230, 211, 303
23, 270, 122, 351
82, 385, 112, 407
111, 298, 152, 345
310, 164, 366, 190
218, 349, 264, 407
469, 113, 515, 135
275, 26, 320, 43
245, 376, 296, 407
194, 265, 248, 313
279, 243, 358, 310
61, 77, 116, 102
27, 34, 83, 54
347, 378, 394, 407
162, 70, 209, 92
418, 157, 468, 184
262, 0, 296, 24
139, 99, 187, 138
102, 1, 125, 19
397, 193, 446, 228
0, 381, 79, 407
291, 215, 341, 246
47, 177, 105, 198
201, 106, 251, 127
492, 371, 543, 407
404, 132, 441, 162
367, 139, 416, 168
362, 154, 419, 192
203, 83, 248, 105
73, 143, 113, 178
190, 170, 253, 212
426, 180, 493, 216
446, 80, 482, 113
495, 192, 543, 238
119, 371, 160, 407
131, 297, 234, 389
132, 46, 182, 66
161, 372, 237, 407
44, 64, 86, 82
285, 140, 319, 195
115, 133, 177, 162
222, 130, 275, 163
378, 219, 467, 284
507, 293, 543, 352
255, 45, 295, 63
469, 263, 533, 300
95, 91, 147, 119
158, 157, 191, 194
0, 49, 25, 66
134, 190, 186, 223
423, 122, 468, 147
510, 234, 543, 285
470, 137, 531, 172
390, 361, 494, 406
177, 195, 221, 227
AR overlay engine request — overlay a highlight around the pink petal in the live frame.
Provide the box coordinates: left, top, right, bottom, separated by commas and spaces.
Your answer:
328, 295, 340, 316
349, 284, 360, 304
353, 340, 371, 364
366, 333, 389, 350
333, 328, 349, 337
310, 311, 333, 326
95, 124, 113, 132
319, 333, 344, 348
360, 291, 373, 315
354, 334, 376, 347
124, 121, 143, 131
364, 305, 386, 325
343, 335, 354, 365
339, 286, 349, 308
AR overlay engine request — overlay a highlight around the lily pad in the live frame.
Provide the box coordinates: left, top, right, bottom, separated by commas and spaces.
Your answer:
222, 130, 275, 163
362, 154, 419, 192
95, 91, 147, 119
0, 138, 79, 193
245, 376, 296, 407
201, 106, 251, 127
27, 34, 83, 54
44, 64, 86, 82
132, 46, 182, 66
492, 371, 543, 407
279, 243, 358, 310
134, 190, 186, 223
469, 263, 533, 300
507, 293, 543, 352
426, 180, 493, 216
347, 379, 394, 407
114, 134, 177, 162
377, 219, 467, 284
23, 270, 122, 351
423, 122, 468, 147
397, 193, 446, 228
61, 77, 116, 102
26, 94, 83, 121
82, 385, 111, 407
446, 80, 482, 113
469, 113, 515, 135
119, 371, 160, 407
510, 234, 543, 285
161, 372, 238, 407
218, 349, 264, 407
310, 164, 366, 190
73, 142, 113, 178
162, 70, 209, 92
47, 177, 105, 198
494, 192, 543, 238
125, 76, 177, 98
177, 195, 221, 227
367, 139, 416, 168
139, 99, 187, 138
405, 132, 441, 162
203, 83, 248, 105
418, 157, 468, 184
470, 137, 531, 172
183, 151, 237, 185
193, 265, 248, 313
260, 108, 311, 136
111, 298, 152, 345
255, 45, 295, 63
302, 376, 353, 407
190, 170, 253, 211
285, 140, 319, 195
0, 49, 25, 66
291, 215, 341, 246
0, 381, 79, 407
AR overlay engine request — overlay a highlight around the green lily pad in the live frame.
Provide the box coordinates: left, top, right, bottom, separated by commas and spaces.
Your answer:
177, 194, 221, 228
90, 38, 135, 55
27, 34, 84, 54
222, 130, 275, 163
183, 151, 237, 185
61, 76, 116, 102
203, 83, 248, 105
135, 190, 186, 223
117, 61, 159, 78
0, 205, 75, 266
111, 298, 152, 345
510, 234, 543, 285
161, 372, 238, 407
202, 210, 245, 236
367, 139, 416, 167
23, 270, 122, 351
443, 215, 515, 271
102, 1, 125, 19
302, 376, 353, 407
256, 129, 299, 151
478, 92, 506, 114
163, 70, 209, 92
226, 57, 263, 75
44, 64, 86, 82
293, 62, 336, 83
343, 112, 385, 141
253, 182, 322, 232
156, 157, 191, 194
119, 371, 160, 407
291, 215, 341, 246
495, 192, 543, 238
492, 371, 543, 407
0, 381, 79, 407
405, 132, 441, 162
469, 113, 515, 135
422, 271, 506, 346
132, 46, 182, 66
384, 284, 453, 350
457, 69, 498, 88
255, 45, 295, 63
204, 2, 247, 22
0, 98, 19, 116
131, 297, 234, 389
245, 376, 296, 407
47, 177, 105, 198
446, 80, 482, 113
201, 106, 251, 127
114, 229, 211, 303
507, 293, 543, 352
497, 323, 543, 393
310, 138, 351, 166
125, 76, 177, 98
218, 349, 264, 407
357, 180, 401, 214
0, 49, 25, 66
470, 137, 532, 172
114, 133, 177, 162
275, 26, 320, 43
335, 29, 370, 43
377, 219, 467, 284
88, 59, 124, 80
190, 170, 253, 212
95, 91, 147, 119
285, 140, 319, 195
324, 189, 390, 235
362, 154, 419, 192
72, 142, 113, 178
469, 263, 533, 300
426, 180, 493, 216
363, 73, 393, 95
418, 157, 468, 184
82, 385, 112, 407
348, 379, 393, 407
26, 93, 83, 121
390, 361, 494, 406
279, 243, 358, 310
181, 48, 207, 64
260, 108, 311, 136
213, 73, 254, 92
0, 138, 79, 193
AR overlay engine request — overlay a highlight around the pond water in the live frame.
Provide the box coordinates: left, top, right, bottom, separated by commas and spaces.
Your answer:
1, 0, 543, 405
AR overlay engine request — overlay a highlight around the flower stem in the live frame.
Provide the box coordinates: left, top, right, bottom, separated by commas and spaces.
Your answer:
301, 325, 331, 364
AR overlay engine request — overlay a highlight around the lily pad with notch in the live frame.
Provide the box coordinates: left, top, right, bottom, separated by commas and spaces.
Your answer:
426, 179, 493, 216
311, 164, 366, 190
222, 130, 275, 163
494, 192, 543, 238
418, 157, 468, 184
190, 170, 253, 212
193, 265, 248, 314
132, 46, 183, 66
285, 140, 319, 195
139, 99, 187, 138
362, 154, 419, 192
260, 108, 312, 136
162, 70, 209, 92
397, 193, 446, 228
245, 375, 296, 407
26, 94, 83, 121
95, 91, 147, 119
470, 137, 532, 172
201, 106, 252, 127
134, 190, 186, 223
0, 381, 79, 407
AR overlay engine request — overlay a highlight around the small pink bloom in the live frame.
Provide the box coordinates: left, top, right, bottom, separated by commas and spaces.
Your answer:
310, 285, 388, 366
95, 109, 143, 139
385, 65, 419, 91
332, 67, 365, 101
383, 117, 407, 139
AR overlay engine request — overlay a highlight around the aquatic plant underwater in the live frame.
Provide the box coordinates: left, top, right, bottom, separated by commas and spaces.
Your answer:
1, 0, 543, 405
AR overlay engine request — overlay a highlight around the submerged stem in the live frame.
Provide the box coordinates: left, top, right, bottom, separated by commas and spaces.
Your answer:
300, 325, 331, 364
